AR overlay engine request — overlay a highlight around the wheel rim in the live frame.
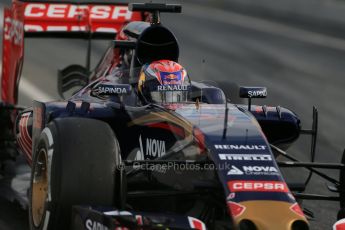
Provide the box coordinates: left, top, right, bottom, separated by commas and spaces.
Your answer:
32, 148, 49, 227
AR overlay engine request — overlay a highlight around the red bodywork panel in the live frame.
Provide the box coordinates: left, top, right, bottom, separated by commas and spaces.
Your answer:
2, 2, 25, 104
1, 0, 143, 104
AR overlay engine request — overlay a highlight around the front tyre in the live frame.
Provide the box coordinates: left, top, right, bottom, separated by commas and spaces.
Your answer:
29, 118, 122, 230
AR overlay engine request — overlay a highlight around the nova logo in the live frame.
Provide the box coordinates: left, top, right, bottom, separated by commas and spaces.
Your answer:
227, 166, 244, 175
135, 135, 166, 160
85, 219, 109, 230
214, 145, 267, 150
146, 138, 166, 157
243, 166, 278, 173
227, 165, 279, 176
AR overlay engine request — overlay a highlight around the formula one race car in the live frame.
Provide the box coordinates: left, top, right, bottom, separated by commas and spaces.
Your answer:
1, 1, 345, 230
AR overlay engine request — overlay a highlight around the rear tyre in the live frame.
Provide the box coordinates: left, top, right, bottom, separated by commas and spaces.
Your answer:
29, 118, 122, 230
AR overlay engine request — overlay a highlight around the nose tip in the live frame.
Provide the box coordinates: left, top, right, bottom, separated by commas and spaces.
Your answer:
231, 201, 309, 230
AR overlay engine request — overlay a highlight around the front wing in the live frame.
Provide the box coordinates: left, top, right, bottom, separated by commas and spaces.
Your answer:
72, 206, 207, 230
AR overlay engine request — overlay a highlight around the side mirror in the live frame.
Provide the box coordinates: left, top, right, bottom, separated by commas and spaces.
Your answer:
239, 86, 267, 110
58, 65, 89, 99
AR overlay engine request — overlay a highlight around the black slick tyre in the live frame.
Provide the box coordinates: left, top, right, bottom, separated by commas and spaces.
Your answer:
29, 118, 122, 230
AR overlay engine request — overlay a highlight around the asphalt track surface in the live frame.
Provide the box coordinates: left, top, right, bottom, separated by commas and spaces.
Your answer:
1, 1, 345, 229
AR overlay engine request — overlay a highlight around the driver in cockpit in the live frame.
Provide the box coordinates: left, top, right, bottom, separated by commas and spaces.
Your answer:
137, 59, 191, 105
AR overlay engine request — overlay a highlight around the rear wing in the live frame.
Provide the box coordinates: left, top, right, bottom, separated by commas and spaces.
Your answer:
13, 0, 144, 37
1, 0, 145, 103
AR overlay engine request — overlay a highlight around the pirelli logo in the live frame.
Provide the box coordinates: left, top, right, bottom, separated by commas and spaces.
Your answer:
219, 154, 272, 161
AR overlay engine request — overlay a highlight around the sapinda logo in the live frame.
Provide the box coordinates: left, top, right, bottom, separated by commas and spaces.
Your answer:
85, 219, 109, 230
228, 180, 288, 192
135, 135, 166, 160
247, 89, 267, 98
93, 85, 130, 96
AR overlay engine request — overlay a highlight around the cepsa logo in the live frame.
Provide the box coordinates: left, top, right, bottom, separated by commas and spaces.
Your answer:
24, 4, 133, 20
228, 180, 288, 193
23, 3, 136, 32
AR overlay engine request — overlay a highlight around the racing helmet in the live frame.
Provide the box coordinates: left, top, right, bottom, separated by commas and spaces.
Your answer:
138, 60, 190, 104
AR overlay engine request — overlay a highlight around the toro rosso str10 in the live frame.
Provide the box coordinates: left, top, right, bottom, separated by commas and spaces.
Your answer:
1, 1, 345, 230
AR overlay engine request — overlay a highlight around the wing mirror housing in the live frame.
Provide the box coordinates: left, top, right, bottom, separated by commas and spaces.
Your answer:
239, 86, 267, 110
